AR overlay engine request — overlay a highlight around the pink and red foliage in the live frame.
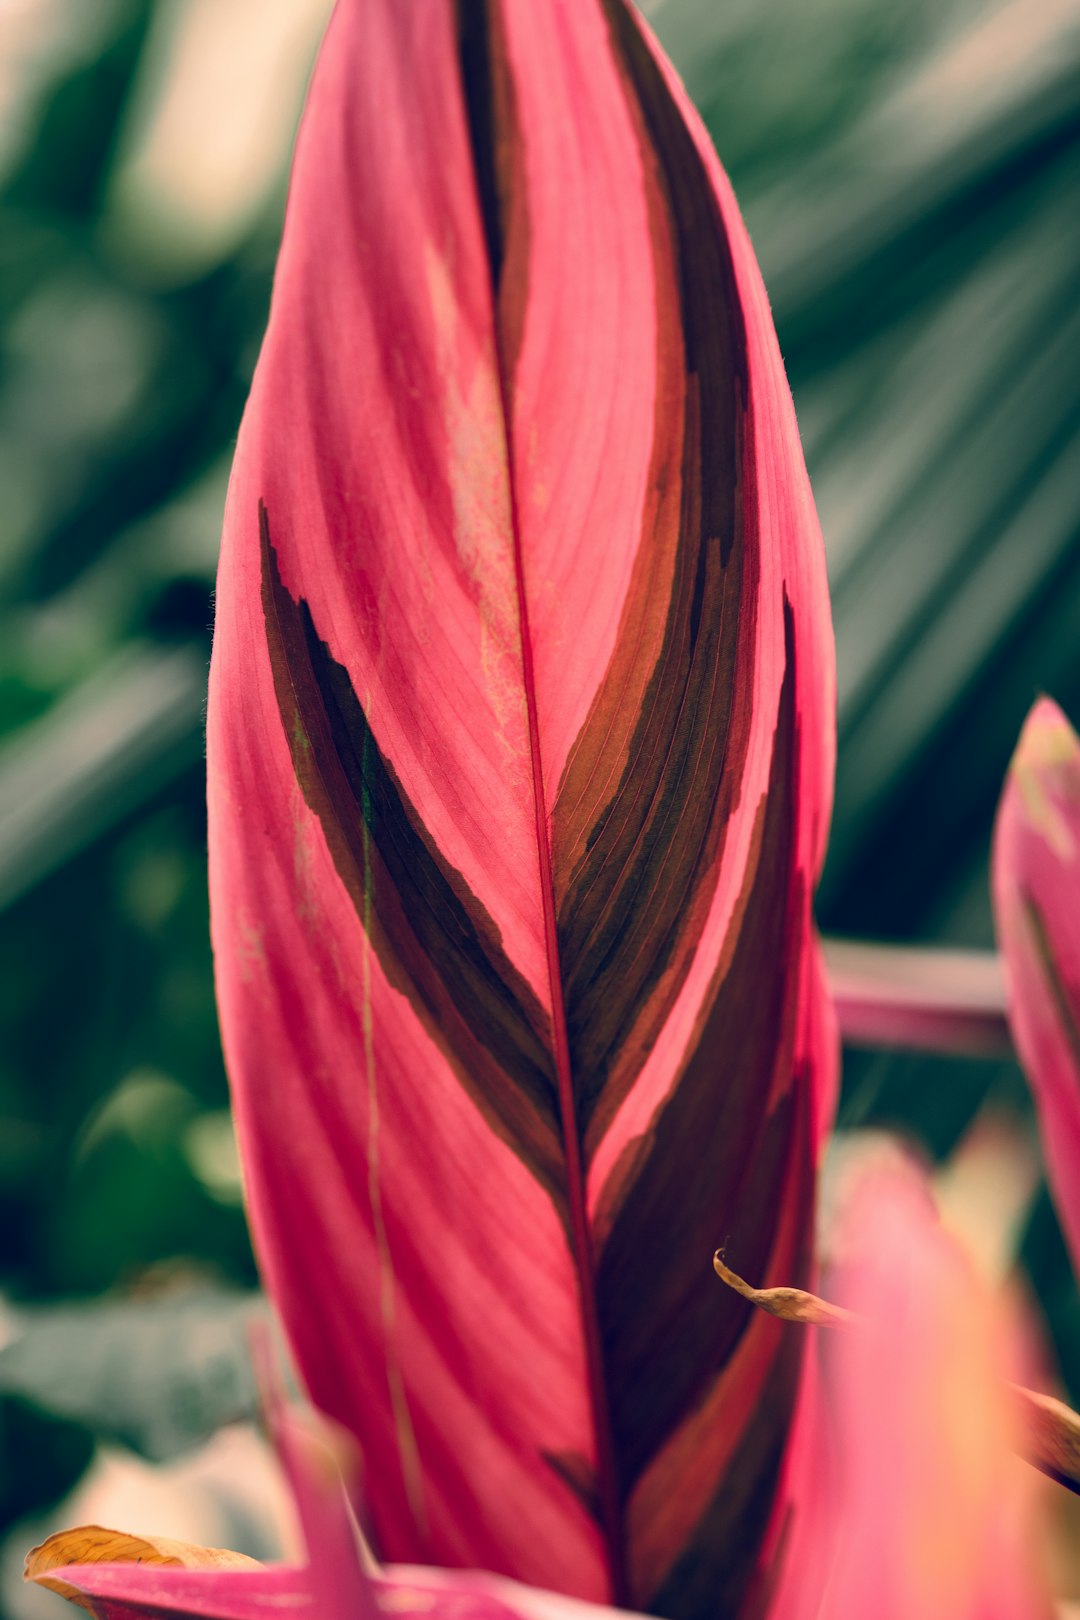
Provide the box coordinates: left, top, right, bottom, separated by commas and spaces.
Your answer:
204, 1, 835, 1614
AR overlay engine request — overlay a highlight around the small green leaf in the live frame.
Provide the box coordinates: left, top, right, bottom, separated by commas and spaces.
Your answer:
0, 1288, 265, 1462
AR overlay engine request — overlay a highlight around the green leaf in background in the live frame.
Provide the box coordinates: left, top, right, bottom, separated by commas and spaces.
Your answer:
0, 1289, 264, 1464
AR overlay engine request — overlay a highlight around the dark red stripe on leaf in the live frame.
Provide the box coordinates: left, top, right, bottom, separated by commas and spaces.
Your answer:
454, 0, 529, 375
259, 505, 563, 1196
455, 0, 504, 285
602, 0, 749, 553
596, 604, 811, 1610
553, 0, 756, 1154
598, 621, 798, 1479
646, 1066, 815, 1620
649, 1294, 807, 1620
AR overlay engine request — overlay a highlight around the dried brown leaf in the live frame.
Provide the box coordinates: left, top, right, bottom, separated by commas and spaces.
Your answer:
715, 1251, 1080, 1498
712, 1252, 859, 1328
24, 1525, 260, 1611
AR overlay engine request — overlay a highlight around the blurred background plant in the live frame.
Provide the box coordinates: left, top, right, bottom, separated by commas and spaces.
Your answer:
0, 0, 1078, 1611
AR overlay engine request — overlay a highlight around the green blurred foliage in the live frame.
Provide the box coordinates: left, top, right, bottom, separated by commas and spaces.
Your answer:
0, 0, 1078, 1543
0, 1289, 263, 1461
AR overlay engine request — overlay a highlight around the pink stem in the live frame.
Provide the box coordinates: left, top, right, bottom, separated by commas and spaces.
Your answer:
824, 938, 1012, 1057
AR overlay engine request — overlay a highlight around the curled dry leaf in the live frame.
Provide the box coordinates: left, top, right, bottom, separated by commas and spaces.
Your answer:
712, 1253, 857, 1329
716, 1204, 1080, 1502
25, 1527, 260, 1611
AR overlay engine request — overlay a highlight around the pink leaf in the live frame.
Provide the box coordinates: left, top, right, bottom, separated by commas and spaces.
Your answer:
818, 1155, 1050, 1620
993, 698, 1080, 1273
765, 1149, 1052, 1620
30, 1562, 643, 1620
25, 1562, 309, 1620
206, 1, 836, 1613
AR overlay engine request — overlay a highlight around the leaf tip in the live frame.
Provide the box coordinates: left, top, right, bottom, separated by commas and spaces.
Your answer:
713, 1252, 856, 1329
1011, 696, 1077, 776
1007, 697, 1080, 862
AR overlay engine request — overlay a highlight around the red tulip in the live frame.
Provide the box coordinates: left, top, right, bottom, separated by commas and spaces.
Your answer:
204, 0, 835, 1614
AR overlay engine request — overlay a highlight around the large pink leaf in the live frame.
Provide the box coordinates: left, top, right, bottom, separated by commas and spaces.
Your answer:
206, 1, 835, 1614
993, 698, 1080, 1271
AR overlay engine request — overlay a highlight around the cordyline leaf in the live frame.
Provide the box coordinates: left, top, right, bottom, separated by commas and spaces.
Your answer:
23, 1561, 581, 1620
206, 1, 835, 1615
22, 1563, 549, 1620
993, 699, 1080, 1273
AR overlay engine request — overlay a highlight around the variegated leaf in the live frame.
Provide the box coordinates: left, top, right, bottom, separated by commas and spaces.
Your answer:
206, 2, 836, 1614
